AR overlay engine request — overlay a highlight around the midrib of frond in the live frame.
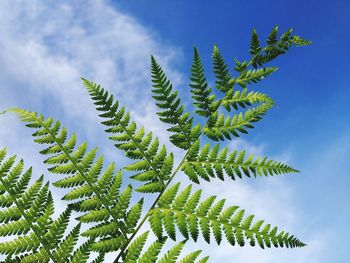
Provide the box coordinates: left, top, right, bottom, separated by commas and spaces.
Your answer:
183, 160, 298, 173
112, 156, 187, 263
149, 207, 292, 244
34, 116, 127, 238
0, 175, 56, 262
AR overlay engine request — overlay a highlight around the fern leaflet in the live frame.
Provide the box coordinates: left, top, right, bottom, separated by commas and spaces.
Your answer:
181, 140, 299, 183
0, 148, 92, 262
8, 109, 143, 255
150, 183, 305, 248
151, 56, 201, 150
190, 47, 215, 117
122, 231, 209, 263
82, 79, 174, 194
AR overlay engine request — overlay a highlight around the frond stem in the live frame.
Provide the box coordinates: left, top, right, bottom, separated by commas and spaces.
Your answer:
113, 155, 187, 263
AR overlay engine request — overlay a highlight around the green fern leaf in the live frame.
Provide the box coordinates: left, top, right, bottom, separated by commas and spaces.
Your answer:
0, 149, 91, 262
124, 231, 149, 262
221, 88, 273, 112
204, 100, 274, 141
150, 56, 200, 149
83, 78, 174, 193
9, 109, 144, 254
250, 27, 311, 68
190, 47, 215, 117
250, 29, 262, 56
182, 141, 299, 182
228, 67, 278, 88
2, 26, 310, 263
149, 183, 305, 248
122, 234, 208, 263
212, 45, 233, 93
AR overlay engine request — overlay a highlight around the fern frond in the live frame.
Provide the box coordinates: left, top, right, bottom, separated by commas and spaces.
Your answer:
181, 140, 299, 183
122, 231, 208, 263
190, 47, 215, 117
212, 45, 233, 93
249, 29, 262, 56
221, 88, 273, 112
250, 27, 311, 68
9, 109, 144, 254
228, 67, 278, 88
82, 78, 174, 193
204, 99, 274, 141
0, 148, 92, 262
151, 56, 201, 150
150, 183, 305, 248
2, 26, 309, 263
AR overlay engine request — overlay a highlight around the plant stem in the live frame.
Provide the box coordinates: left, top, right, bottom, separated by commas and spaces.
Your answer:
113, 156, 187, 262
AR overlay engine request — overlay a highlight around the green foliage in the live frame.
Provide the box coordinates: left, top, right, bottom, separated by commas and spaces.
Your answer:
212, 45, 233, 93
82, 79, 174, 194
1, 26, 310, 262
182, 140, 299, 183
0, 149, 92, 262
7, 109, 143, 254
249, 26, 311, 68
151, 183, 305, 248
123, 232, 208, 263
203, 101, 273, 141
151, 56, 201, 150
190, 47, 215, 117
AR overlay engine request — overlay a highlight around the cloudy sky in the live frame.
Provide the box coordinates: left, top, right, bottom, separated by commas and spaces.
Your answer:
0, 0, 349, 262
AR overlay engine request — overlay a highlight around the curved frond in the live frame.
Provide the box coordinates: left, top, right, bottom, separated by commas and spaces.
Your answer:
228, 67, 278, 88
204, 99, 274, 141
249, 29, 262, 56
150, 183, 305, 248
212, 45, 232, 93
181, 140, 299, 183
82, 79, 174, 193
190, 47, 215, 117
9, 109, 144, 254
250, 27, 311, 68
151, 56, 200, 150
0, 148, 92, 262
221, 88, 273, 112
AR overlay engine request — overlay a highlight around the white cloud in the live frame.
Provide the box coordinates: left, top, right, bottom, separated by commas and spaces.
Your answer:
0, 0, 182, 140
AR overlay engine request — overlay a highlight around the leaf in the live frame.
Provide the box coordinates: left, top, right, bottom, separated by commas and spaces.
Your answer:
190, 47, 215, 117
150, 56, 198, 149
150, 183, 306, 248
9, 109, 143, 254
182, 142, 298, 183
83, 78, 173, 193
0, 149, 90, 261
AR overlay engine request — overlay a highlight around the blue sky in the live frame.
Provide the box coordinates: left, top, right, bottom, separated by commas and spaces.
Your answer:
0, 0, 349, 262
